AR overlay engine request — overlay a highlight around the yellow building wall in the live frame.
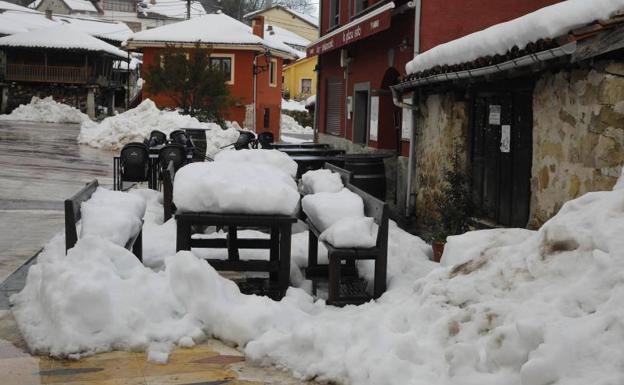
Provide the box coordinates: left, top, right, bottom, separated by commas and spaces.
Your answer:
283, 56, 317, 100
257, 8, 319, 41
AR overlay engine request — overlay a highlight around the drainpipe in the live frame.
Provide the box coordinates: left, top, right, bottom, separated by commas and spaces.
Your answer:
391, 86, 418, 217
253, 54, 258, 132
412, 0, 421, 57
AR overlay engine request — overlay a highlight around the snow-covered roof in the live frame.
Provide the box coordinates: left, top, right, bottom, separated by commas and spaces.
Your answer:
137, 0, 205, 19
0, 0, 34, 11
56, 16, 132, 42
244, 5, 318, 27
61, 0, 98, 12
0, 10, 57, 35
406, 0, 624, 74
264, 24, 309, 59
0, 25, 128, 57
127, 12, 296, 58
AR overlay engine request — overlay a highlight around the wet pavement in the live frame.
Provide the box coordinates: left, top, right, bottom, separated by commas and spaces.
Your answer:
0, 121, 315, 385
0, 121, 114, 283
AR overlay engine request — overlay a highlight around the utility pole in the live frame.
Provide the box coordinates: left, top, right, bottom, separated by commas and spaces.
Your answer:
186, 0, 190, 19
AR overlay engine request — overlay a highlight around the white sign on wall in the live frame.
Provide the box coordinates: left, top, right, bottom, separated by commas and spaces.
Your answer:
369, 96, 379, 141
500, 125, 511, 153
401, 97, 413, 140
489, 104, 501, 125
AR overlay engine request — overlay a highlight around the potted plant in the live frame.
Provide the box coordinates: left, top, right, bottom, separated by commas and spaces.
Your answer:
430, 146, 473, 263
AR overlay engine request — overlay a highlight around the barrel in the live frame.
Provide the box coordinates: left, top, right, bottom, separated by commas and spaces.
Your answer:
342, 154, 388, 201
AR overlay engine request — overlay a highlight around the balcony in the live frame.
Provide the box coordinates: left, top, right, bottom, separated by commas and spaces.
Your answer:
6, 64, 91, 84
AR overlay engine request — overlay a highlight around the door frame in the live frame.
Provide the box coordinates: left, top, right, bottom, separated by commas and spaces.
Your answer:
352, 81, 371, 145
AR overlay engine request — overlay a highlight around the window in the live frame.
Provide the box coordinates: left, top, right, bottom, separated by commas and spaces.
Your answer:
354, 0, 369, 14
269, 59, 277, 87
209, 54, 234, 84
301, 78, 312, 95
329, 0, 340, 28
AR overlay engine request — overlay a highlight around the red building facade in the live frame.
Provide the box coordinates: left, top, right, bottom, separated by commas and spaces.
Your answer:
312, 0, 563, 155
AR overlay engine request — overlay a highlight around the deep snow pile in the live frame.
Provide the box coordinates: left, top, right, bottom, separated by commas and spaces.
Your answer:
281, 99, 307, 112
78, 99, 239, 157
406, 0, 624, 74
173, 161, 300, 216
300, 169, 344, 195
11, 179, 624, 384
214, 149, 298, 179
0, 96, 91, 124
281, 114, 313, 135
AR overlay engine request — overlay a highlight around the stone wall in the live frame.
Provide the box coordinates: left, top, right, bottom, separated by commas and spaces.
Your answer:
530, 62, 624, 227
412, 93, 470, 226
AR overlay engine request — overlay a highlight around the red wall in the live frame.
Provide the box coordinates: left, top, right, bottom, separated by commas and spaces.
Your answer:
419, 0, 562, 52
141, 47, 283, 137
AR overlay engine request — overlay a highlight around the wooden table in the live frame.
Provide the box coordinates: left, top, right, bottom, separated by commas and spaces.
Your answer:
175, 212, 298, 298
271, 143, 330, 149
289, 155, 345, 177
277, 147, 345, 156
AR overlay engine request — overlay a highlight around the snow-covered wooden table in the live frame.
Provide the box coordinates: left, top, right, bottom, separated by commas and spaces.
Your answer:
175, 212, 297, 298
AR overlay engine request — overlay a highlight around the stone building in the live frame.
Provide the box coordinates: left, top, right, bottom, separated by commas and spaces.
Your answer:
391, 3, 624, 229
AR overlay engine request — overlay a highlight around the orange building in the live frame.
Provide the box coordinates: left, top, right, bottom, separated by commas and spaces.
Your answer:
126, 12, 296, 137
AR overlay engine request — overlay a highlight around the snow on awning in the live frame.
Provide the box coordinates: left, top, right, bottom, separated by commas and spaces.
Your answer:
306, 2, 394, 57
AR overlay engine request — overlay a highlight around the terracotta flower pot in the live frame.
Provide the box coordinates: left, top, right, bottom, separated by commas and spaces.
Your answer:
432, 241, 445, 263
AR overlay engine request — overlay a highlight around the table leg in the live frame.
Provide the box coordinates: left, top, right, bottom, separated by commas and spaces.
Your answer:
278, 224, 292, 297
227, 225, 239, 261
176, 218, 191, 251
328, 254, 340, 304
308, 229, 318, 268
270, 226, 279, 282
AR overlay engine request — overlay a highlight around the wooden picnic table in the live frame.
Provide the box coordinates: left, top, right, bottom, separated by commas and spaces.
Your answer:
175, 212, 298, 298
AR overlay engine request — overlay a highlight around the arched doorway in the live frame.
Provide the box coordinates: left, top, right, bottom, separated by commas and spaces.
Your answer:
377, 67, 401, 150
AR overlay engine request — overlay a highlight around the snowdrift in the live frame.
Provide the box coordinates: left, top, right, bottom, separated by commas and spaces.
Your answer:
0, 96, 91, 124
78, 99, 239, 157
11, 180, 624, 385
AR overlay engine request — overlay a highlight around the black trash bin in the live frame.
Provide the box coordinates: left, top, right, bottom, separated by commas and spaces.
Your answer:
341, 154, 389, 201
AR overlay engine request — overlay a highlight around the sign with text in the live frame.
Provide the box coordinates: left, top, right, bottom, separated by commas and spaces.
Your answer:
306, 8, 393, 56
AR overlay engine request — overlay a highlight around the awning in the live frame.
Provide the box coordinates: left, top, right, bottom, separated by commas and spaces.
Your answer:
306, 2, 395, 57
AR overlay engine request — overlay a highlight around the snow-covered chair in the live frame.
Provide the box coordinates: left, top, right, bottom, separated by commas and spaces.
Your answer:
306, 182, 389, 306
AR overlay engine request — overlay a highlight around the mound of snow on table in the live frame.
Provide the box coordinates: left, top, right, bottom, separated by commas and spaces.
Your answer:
78, 99, 239, 157
300, 169, 344, 194
215, 149, 298, 179
0, 96, 91, 124
12, 179, 624, 384
173, 161, 300, 216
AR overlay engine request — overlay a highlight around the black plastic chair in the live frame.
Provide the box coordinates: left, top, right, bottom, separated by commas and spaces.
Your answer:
158, 143, 187, 171
170, 130, 190, 147
146, 130, 167, 148
120, 142, 149, 189
234, 131, 256, 150
257, 131, 274, 149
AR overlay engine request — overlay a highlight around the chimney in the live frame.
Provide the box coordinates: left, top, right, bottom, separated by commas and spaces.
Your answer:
45, 9, 52, 19
252, 15, 264, 39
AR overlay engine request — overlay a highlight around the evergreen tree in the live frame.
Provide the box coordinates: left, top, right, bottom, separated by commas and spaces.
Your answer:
144, 44, 231, 123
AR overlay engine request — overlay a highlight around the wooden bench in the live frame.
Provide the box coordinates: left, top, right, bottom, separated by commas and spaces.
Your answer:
306, 182, 389, 306
65, 179, 143, 260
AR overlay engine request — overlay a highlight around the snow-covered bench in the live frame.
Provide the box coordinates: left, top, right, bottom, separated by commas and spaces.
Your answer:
306, 183, 389, 306
64, 179, 143, 260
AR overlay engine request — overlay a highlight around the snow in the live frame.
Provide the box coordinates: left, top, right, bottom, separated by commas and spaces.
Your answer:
0, 96, 91, 124
78, 99, 239, 158
127, 13, 296, 58
301, 188, 365, 232
281, 99, 307, 112
244, 6, 318, 27
214, 149, 298, 179
300, 169, 343, 195
0, 25, 127, 58
280, 114, 313, 135
0, 10, 58, 36
264, 25, 309, 59
320, 217, 377, 248
172, 161, 300, 216
441, 228, 535, 267
56, 16, 133, 42
80, 188, 146, 247
11, 154, 624, 384
406, 0, 624, 74
305, 94, 316, 107
0, 0, 34, 11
